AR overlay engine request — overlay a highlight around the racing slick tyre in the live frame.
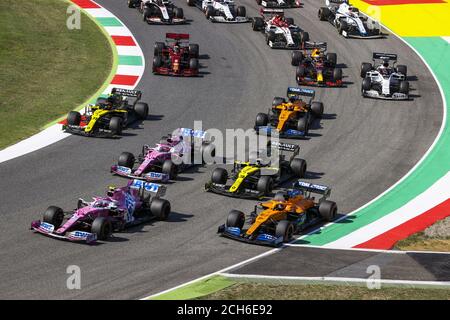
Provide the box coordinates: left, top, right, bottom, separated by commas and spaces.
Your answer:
255, 113, 269, 127
118, 152, 135, 169
189, 44, 199, 58
399, 81, 410, 94
162, 160, 178, 180
296, 65, 305, 79
174, 7, 184, 19
318, 7, 331, 21
151, 198, 171, 221
272, 97, 285, 107
134, 102, 149, 120
291, 51, 303, 66
187, 0, 195, 6
67, 111, 81, 126
360, 62, 372, 78
237, 6, 246, 17
252, 17, 264, 31
310, 101, 324, 117
205, 6, 215, 19
226, 210, 245, 229
153, 42, 165, 57
143, 8, 151, 21
326, 53, 337, 67
128, 0, 139, 8
43, 206, 64, 229
285, 17, 294, 26
274, 191, 287, 201
290, 157, 307, 178
362, 77, 372, 93
338, 20, 348, 35
275, 220, 294, 242
153, 56, 163, 70
319, 200, 337, 222
189, 58, 199, 71
333, 68, 343, 82
301, 31, 309, 43
91, 217, 112, 241
266, 31, 276, 45
257, 176, 274, 195
296, 116, 309, 134
396, 64, 408, 77
109, 117, 123, 135
211, 168, 228, 184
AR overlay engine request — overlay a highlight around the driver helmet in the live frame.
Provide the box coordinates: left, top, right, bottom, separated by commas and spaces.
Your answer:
382, 60, 389, 68
173, 44, 180, 54
107, 185, 117, 197
274, 203, 285, 211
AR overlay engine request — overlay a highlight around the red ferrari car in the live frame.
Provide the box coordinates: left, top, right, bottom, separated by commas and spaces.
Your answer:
152, 33, 199, 76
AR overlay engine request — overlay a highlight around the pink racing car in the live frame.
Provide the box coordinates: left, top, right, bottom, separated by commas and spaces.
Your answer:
30, 180, 170, 244
111, 128, 215, 181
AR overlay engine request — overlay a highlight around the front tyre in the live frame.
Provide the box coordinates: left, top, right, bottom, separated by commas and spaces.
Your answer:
91, 217, 112, 240
319, 200, 337, 222
43, 206, 64, 229
226, 210, 245, 229
275, 220, 294, 242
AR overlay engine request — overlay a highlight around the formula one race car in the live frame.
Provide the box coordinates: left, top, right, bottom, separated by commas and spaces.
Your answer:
63, 88, 149, 137
31, 180, 171, 244
153, 33, 199, 76
360, 53, 409, 100
252, 9, 309, 49
187, 0, 248, 23
291, 41, 342, 86
111, 128, 215, 181
218, 181, 337, 246
255, 87, 323, 138
205, 141, 307, 199
256, 0, 302, 8
318, 0, 381, 38
127, 0, 186, 25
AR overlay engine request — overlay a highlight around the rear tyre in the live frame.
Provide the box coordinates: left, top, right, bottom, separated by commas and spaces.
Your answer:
91, 217, 112, 241
252, 17, 264, 31
226, 210, 245, 229
43, 206, 64, 229
319, 200, 337, 222
333, 68, 343, 82
275, 220, 294, 242
360, 62, 372, 78
150, 198, 171, 221
67, 111, 81, 126
118, 152, 135, 168
162, 160, 178, 180
291, 51, 303, 66
256, 176, 273, 195
396, 64, 408, 76
310, 101, 324, 117
237, 6, 246, 17
255, 113, 269, 127
109, 117, 123, 135
189, 43, 199, 58
153, 42, 165, 57
290, 157, 307, 178
211, 168, 228, 184
134, 102, 149, 120
189, 58, 199, 71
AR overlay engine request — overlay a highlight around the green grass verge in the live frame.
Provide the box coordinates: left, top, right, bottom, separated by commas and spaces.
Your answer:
394, 232, 450, 252
199, 282, 450, 300
0, 0, 114, 149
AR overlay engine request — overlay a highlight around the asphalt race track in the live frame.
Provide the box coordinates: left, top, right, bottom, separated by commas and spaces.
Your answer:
0, 0, 443, 299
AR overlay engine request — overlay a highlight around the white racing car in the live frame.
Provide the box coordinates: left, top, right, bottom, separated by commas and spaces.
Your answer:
252, 9, 309, 49
318, 0, 382, 38
361, 53, 410, 100
255, 0, 302, 8
127, 0, 186, 24
187, 0, 248, 23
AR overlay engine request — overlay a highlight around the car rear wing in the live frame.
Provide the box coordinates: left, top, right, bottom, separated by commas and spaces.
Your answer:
166, 33, 189, 40
271, 141, 300, 155
129, 179, 167, 198
373, 53, 397, 62
287, 87, 315, 100
111, 88, 142, 99
303, 41, 327, 51
293, 181, 331, 197
260, 8, 284, 16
